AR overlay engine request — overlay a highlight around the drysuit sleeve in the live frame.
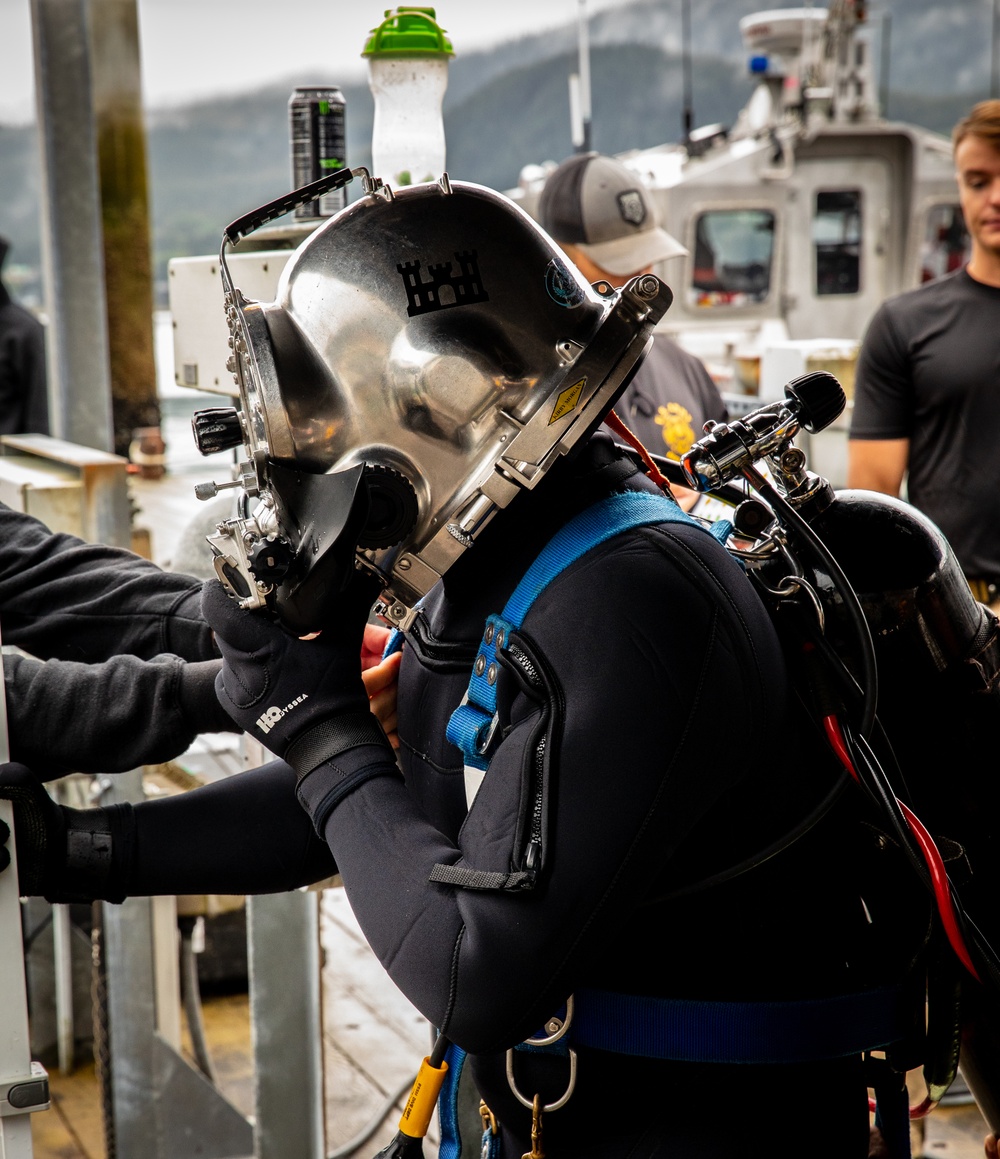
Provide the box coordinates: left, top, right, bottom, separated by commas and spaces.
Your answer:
301, 522, 790, 1055
0, 500, 213, 663
3, 651, 236, 777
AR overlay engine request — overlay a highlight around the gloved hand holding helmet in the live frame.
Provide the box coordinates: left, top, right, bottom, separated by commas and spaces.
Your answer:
195, 168, 673, 636
203, 575, 399, 829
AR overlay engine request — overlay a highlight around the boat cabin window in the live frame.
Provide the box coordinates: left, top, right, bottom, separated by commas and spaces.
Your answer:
691, 209, 775, 306
813, 190, 861, 296
921, 204, 970, 283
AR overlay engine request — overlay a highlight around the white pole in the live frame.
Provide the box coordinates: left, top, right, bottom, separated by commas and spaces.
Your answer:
569, 74, 584, 149
0, 800, 39, 1159
577, 0, 592, 151
0, 627, 44, 1158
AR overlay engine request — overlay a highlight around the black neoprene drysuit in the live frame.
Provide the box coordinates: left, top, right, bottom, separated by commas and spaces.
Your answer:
44, 435, 926, 1159
0, 501, 234, 774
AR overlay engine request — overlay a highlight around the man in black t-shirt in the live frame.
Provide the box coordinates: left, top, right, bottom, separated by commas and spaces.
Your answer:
849, 102, 1000, 603
538, 154, 728, 506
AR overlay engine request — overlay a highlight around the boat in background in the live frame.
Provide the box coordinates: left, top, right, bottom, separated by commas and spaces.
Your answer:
510, 1, 969, 410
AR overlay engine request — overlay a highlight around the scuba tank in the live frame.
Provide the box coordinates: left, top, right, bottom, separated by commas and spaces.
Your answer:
679, 371, 1000, 1129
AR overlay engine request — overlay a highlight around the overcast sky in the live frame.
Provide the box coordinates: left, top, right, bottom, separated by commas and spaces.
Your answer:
0, 0, 622, 123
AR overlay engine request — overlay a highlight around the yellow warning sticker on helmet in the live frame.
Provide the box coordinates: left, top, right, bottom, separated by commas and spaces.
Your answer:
549, 378, 586, 425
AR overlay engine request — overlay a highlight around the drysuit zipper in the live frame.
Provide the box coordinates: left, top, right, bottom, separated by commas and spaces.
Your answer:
507, 642, 546, 882
523, 735, 546, 878
507, 643, 542, 689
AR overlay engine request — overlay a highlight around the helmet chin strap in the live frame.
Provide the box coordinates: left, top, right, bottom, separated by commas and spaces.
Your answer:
604, 409, 671, 492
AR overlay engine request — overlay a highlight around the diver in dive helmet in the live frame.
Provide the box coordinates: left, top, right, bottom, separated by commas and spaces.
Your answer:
11, 158, 1000, 1157
195, 168, 672, 634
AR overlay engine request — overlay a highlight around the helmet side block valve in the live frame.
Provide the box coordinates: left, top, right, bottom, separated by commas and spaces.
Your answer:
192, 407, 246, 456
195, 478, 242, 502
206, 518, 272, 611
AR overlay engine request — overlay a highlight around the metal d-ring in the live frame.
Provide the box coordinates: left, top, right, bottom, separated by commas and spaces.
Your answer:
505, 996, 577, 1112
524, 996, 574, 1047
505, 1048, 577, 1113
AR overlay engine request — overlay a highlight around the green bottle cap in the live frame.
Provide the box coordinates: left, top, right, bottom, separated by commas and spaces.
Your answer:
362, 7, 454, 59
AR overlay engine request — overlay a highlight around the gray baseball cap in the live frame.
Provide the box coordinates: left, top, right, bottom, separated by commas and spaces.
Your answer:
538, 152, 687, 276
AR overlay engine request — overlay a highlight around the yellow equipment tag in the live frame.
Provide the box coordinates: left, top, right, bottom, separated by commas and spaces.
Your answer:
548, 378, 585, 425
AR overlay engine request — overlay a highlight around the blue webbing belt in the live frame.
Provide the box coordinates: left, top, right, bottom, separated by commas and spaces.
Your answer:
440, 985, 912, 1159
571, 985, 911, 1064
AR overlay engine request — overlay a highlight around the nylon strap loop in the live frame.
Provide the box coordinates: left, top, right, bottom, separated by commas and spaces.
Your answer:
429, 863, 534, 891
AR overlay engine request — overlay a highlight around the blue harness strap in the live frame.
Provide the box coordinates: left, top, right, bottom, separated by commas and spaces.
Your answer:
571, 985, 912, 1065
436, 1041, 467, 1159
446, 490, 731, 769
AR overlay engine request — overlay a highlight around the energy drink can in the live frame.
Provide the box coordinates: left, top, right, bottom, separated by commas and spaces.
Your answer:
288, 86, 347, 219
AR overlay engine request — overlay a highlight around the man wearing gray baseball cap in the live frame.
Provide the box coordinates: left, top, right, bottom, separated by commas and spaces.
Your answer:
539, 153, 727, 475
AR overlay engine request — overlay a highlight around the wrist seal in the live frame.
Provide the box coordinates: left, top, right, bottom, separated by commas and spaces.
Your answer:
285, 710, 391, 782
288, 710, 399, 834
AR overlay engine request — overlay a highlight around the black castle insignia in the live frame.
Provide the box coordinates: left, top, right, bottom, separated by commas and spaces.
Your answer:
397, 251, 489, 317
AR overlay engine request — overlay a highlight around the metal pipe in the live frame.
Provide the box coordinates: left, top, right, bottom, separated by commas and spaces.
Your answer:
52, 903, 75, 1075
0, 619, 39, 1158
30, 0, 115, 452
681, 0, 693, 143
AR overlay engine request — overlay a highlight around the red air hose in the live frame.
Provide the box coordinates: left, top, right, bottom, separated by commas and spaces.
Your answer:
603, 410, 671, 491
822, 714, 979, 982
822, 714, 980, 1120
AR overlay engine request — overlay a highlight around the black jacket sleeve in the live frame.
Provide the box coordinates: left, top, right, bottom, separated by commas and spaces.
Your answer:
4, 651, 235, 777
0, 501, 214, 663
300, 522, 791, 1054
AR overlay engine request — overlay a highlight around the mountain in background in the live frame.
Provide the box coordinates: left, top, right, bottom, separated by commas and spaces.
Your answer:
1, 0, 994, 302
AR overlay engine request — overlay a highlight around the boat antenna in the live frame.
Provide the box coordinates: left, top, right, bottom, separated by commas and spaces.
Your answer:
879, 10, 891, 116
569, 0, 593, 152
681, 0, 693, 144
992, 0, 1000, 98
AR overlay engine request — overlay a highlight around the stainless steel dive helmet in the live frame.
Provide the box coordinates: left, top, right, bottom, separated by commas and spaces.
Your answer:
194, 167, 673, 634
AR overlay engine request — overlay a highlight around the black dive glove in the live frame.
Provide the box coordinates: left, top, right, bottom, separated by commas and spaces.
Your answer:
0, 762, 132, 902
202, 578, 398, 831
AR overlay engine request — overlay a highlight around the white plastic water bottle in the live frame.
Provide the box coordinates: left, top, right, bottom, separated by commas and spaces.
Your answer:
363, 7, 454, 187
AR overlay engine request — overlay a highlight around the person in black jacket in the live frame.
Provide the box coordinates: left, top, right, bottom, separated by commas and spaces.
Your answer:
0, 499, 400, 776
0, 236, 49, 436
0, 499, 233, 774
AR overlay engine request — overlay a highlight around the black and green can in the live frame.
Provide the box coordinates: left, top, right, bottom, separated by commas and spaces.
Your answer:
289, 86, 347, 218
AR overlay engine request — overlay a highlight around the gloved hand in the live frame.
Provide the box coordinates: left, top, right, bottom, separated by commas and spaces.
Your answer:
0, 762, 132, 902
202, 578, 396, 811
0, 762, 63, 893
